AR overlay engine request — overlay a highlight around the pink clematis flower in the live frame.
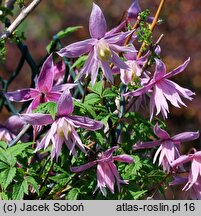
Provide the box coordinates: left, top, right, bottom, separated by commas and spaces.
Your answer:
20, 90, 103, 160
133, 123, 199, 172
170, 175, 201, 200
57, 3, 135, 85
124, 58, 195, 120
71, 146, 134, 196
171, 151, 201, 191
6, 54, 76, 112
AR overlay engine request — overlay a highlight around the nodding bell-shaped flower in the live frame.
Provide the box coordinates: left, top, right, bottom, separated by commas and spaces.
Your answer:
133, 123, 199, 172
20, 90, 103, 160
70, 146, 134, 196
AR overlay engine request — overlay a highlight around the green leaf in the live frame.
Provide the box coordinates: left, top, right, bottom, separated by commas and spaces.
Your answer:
0, 192, 9, 200
71, 55, 88, 69
129, 190, 147, 200
84, 93, 100, 105
49, 173, 71, 185
26, 176, 39, 195
0, 161, 9, 170
74, 100, 96, 118
88, 81, 102, 95
0, 141, 7, 149
66, 188, 80, 200
7, 142, 34, 157
0, 148, 16, 167
33, 102, 57, 120
57, 26, 82, 39
123, 155, 142, 179
0, 167, 16, 190
12, 180, 29, 200
103, 88, 118, 98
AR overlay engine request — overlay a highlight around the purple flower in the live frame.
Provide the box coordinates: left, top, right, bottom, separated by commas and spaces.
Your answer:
57, 3, 134, 85
171, 151, 201, 191
20, 90, 103, 159
170, 175, 201, 200
0, 115, 26, 143
127, 0, 154, 23
133, 123, 199, 172
71, 146, 134, 196
6, 54, 76, 112
124, 58, 195, 120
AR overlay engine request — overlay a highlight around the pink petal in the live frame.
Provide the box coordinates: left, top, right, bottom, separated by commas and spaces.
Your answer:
76, 49, 95, 81
154, 84, 169, 118
36, 54, 54, 92
164, 58, 190, 79
57, 90, 74, 117
171, 154, 193, 168
67, 115, 103, 131
100, 162, 115, 193
51, 83, 77, 92
123, 81, 154, 97
172, 131, 199, 143
70, 161, 97, 173
46, 92, 61, 102
89, 3, 106, 39
127, 0, 141, 19
133, 140, 162, 150
111, 51, 129, 70
153, 58, 166, 81
57, 38, 96, 58
154, 123, 170, 139
100, 61, 113, 83
6, 88, 39, 102
113, 155, 134, 164
20, 113, 53, 125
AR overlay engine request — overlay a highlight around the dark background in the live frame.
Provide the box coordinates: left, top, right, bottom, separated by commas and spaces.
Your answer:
0, 0, 201, 150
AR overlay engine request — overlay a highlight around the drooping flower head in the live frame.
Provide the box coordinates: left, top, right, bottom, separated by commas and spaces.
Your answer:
171, 151, 201, 191
170, 175, 201, 200
6, 54, 76, 112
20, 90, 103, 160
133, 123, 199, 172
124, 58, 195, 120
57, 3, 135, 85
71, 146, 134, 196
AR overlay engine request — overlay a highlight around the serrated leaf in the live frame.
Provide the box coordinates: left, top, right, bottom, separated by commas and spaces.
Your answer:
74, 100, 96, 118
88, 81, 102, 95
7, 142, 34, 157
84, 93, 100, 105
0, 141, 7, 149
103, 88, 118, 98
0, 192, 9, 200
0, 161, 9, 170
26, 176, 39, 195
33, 102, 57, 119
71, 55, 88, 69
49, 173, 71, 185
0, 148, 16, 167
0, 167, 16, 190
12, 180, 28, 200
66, 188, 80, 200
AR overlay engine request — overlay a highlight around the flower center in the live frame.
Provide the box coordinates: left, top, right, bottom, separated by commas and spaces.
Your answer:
97, 40, 112, 61
57, 120, 72, 138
